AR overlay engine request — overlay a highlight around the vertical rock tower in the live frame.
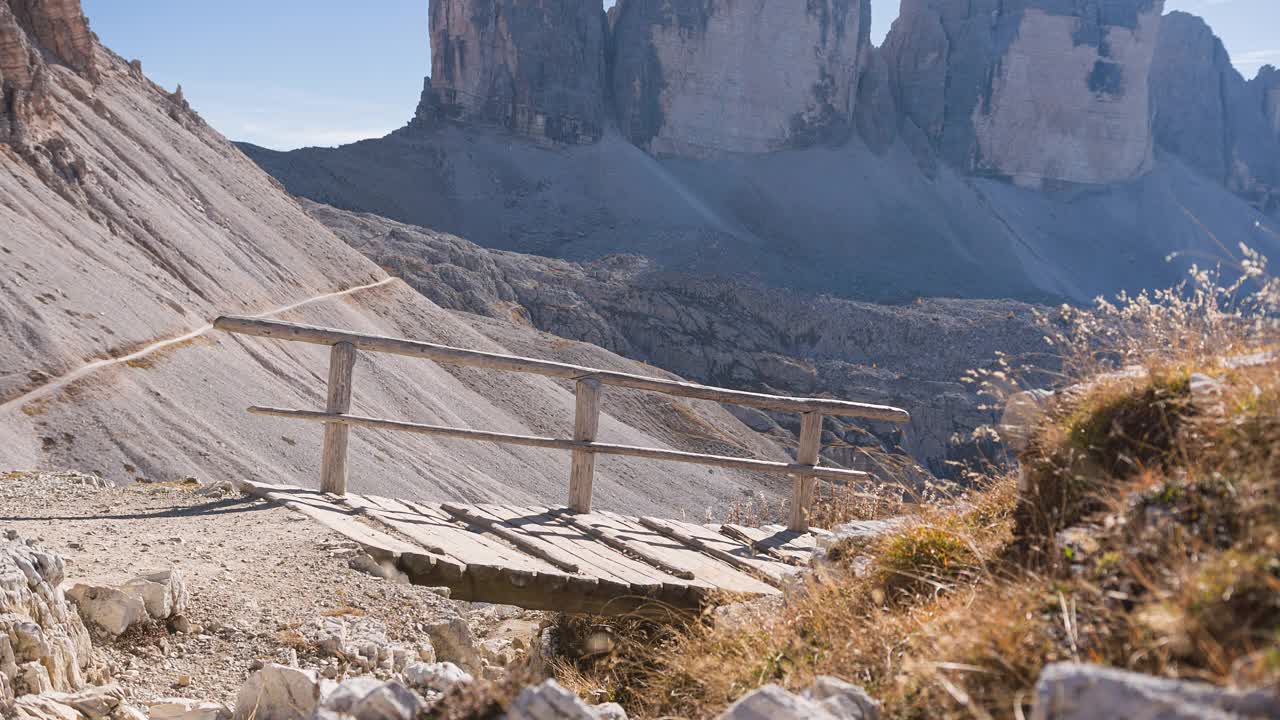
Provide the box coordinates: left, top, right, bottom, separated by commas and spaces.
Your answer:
1151, 13, 1280, 215
885, 0, 1164, 187
0, 0, 97, 144
609, 0, 868, 157
425, 0, 607, 144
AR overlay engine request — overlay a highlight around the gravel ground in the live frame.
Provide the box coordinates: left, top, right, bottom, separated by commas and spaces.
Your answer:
0, 471, 542, 708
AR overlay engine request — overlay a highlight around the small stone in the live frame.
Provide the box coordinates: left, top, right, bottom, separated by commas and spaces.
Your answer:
175, 673, 192, 687
149, 698, 232, 720
402, 662, 472, 693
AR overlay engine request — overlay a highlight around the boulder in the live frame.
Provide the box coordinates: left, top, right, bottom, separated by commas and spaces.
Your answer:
148, 698, 232, 720
1031, 663, 1280, 720
0, 537, 95, 701
63, 584, 146, 638
421, 617, 481, 674
717, 678, 879, 720
506, 679, 626, 720
123, 569, 188, 620
803, 677, 881, 719
232, 664, 324, 720
317, 678, 423, 720
66, 567, 187, 637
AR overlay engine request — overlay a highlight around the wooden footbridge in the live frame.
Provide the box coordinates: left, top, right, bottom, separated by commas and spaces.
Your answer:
216, 316, 909, 615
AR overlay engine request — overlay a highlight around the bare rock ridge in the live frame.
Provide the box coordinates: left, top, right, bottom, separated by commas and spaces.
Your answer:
419, 0, 607, 145
885, 0, 1163, 187
609, 0, 868, 156
1152, 12, 1280, 216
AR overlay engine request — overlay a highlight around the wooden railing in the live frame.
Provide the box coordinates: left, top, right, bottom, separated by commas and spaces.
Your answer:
215, 316, 911, 531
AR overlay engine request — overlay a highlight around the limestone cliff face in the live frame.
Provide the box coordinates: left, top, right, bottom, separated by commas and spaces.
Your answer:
1, 0, 95, 146
884, 0, 1163, 187
1152, 12, 1280, 215
425, 0, 606, 144
609, 0, 868, 157
9, 0, 95, 78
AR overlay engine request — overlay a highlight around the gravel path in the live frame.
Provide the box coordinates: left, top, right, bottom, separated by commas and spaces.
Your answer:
0, 471, 537, 707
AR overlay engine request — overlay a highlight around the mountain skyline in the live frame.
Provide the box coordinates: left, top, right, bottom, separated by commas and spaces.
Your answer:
82, 0, 1277, 151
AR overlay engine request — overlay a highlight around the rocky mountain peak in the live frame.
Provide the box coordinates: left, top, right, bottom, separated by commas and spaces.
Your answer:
884, 0, 1164, 187
1256, 65, 1280, 137
1152, 11, 1280, 215
609, 0, 869, 157
421, 0, 607, 145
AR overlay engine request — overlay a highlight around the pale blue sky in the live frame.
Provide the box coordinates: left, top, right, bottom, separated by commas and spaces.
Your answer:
82, 0, 1277, 150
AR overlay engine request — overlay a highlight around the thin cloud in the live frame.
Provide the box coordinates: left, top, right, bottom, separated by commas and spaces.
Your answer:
1234, 49, 1280, 77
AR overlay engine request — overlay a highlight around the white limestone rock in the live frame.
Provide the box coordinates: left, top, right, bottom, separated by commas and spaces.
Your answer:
233, 664, 324, 720
421, 617, 481, 674
123, 568, 188, 620
1031, 663, 1280, 720
401, 662, 471, 694
11, 685, 137, 720
0, 538, 95, 701
66, 567, 186, 637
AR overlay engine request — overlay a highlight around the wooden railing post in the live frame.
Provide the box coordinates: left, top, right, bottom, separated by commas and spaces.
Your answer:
789, 411, 823, 532
320, 342, 357, 495
568, 378, 602, 513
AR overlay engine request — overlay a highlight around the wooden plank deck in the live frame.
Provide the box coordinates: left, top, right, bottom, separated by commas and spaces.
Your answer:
240, 480, 812, 615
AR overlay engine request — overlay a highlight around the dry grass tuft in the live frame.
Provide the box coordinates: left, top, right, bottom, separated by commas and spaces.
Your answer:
545, 246, 1280, 719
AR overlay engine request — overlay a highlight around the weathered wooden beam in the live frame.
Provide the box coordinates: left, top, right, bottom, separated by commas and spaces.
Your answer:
248, 406, 872, 483
319, 342, 357, 495
215, 316, 910, 422
638, 517, 783, 588
789, 411, 823, 532
568, 378, 601, 513
549, 509, 697, 580
439, 503, 582, 574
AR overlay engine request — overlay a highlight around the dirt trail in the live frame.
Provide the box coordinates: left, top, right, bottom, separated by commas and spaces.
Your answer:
0, 277, 400, 415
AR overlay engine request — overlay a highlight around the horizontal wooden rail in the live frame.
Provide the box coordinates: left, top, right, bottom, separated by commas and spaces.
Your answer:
216, 316, 910, 423
249, 406, 873, 484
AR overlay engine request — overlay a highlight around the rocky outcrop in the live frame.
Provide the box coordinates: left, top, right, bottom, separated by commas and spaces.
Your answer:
303, 200, 1052, 481
1152, 13, 1280, 216
609, 0, 868, 156
422, 0, 606, 144
884, 0, 1163, 187
8, 0, 95, 78
0, 0, 98, 144
0, 537, 98, 705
